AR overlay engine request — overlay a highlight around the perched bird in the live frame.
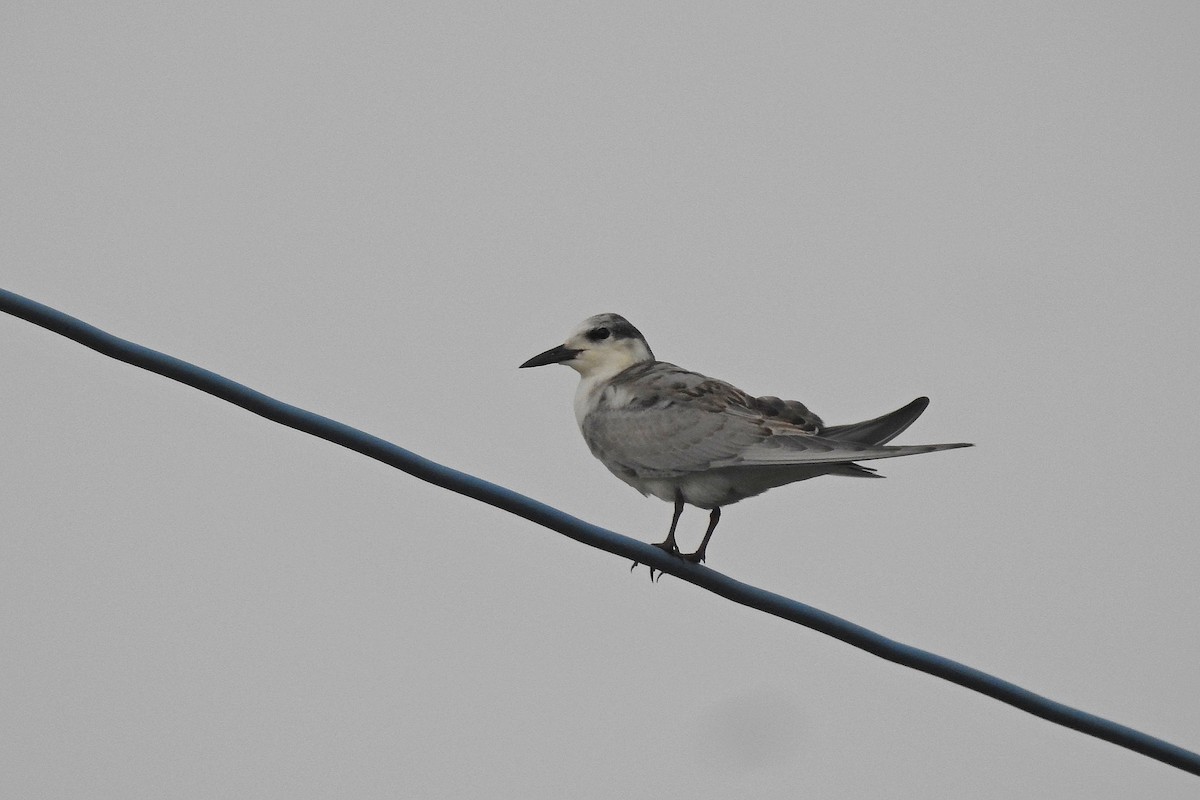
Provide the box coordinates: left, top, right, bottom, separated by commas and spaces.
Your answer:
519, 313, 971, 565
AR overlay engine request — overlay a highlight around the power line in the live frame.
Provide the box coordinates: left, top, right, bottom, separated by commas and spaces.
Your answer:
2, 287, 1197, 778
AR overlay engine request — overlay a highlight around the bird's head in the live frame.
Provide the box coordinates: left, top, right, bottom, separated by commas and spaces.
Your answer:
519, 313, 654, 380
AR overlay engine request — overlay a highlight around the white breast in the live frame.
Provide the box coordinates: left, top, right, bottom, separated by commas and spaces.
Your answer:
573, 375, 640, 428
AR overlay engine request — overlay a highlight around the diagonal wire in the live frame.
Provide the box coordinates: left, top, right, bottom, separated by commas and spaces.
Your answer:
2, 286, 1198, 778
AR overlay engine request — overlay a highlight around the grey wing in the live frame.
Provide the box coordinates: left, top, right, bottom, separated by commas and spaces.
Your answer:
582, 362, 972, 476
727, 433, 972, 466
821, 397, 930, 445
746, 394, 823, 432
581, 368, 772, 478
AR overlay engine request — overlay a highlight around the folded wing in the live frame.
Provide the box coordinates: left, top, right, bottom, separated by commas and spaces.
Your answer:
582, 364, 971, 478
821, 396, 931, 445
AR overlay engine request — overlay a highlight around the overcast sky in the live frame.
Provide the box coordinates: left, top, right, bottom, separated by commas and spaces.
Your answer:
3, 3, 1199, 798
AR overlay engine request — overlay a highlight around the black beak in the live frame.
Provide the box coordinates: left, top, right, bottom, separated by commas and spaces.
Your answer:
519, 344, 581, 369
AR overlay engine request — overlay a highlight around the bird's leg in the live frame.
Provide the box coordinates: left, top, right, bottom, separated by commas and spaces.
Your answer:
681, 507, 721, 564
631, 494, 685, 581
652, 494, 686, 555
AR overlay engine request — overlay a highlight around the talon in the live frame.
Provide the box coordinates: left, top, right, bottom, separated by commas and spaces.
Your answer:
630, 561, 664, 582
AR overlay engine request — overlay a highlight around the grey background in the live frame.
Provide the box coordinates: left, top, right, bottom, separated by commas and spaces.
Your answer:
3, 4, 1198, 798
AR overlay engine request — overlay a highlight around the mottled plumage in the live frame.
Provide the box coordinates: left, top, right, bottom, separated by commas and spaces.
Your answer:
520, 313, 971, 565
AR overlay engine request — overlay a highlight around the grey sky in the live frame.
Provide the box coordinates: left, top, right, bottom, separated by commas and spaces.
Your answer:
2, 3, 1198, 797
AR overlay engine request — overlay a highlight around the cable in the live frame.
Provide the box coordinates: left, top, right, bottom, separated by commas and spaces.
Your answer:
2, 287, 1197, 778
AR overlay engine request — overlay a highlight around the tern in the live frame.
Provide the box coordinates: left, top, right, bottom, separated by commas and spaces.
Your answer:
520, 313, 971, 566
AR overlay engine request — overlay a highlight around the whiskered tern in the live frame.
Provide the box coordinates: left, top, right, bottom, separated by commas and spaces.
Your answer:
520, 313, 971, 566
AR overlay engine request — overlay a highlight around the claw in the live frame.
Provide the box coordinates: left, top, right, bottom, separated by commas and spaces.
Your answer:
630, 561, 664, 582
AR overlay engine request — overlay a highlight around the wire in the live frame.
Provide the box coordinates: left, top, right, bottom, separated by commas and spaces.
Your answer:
2, 287, 1197, 778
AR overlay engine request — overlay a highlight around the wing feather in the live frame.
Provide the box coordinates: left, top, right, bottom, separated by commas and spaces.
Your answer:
729, 435, 972, 466
579, 362, 972, 479
580, 363, 771, 477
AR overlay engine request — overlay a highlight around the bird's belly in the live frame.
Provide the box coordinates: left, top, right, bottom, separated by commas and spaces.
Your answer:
629, 472, 757, 509
628, 465, 835, 509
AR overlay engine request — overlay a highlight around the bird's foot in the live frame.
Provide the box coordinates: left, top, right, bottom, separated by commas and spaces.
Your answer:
629, 539, 682, 582
679, 549, 706, 564
651, 539, 680, 555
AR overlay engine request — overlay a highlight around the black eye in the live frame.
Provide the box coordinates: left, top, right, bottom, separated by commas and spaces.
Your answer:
588, 327, 611, 341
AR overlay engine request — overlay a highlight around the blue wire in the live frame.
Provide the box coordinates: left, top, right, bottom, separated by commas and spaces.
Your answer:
2, 287, 1197, 778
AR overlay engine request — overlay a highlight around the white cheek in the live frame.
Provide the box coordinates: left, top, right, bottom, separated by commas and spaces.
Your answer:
570, 348, 615, 373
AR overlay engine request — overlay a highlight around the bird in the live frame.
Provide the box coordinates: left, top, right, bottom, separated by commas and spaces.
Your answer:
519, 313, 971, 567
